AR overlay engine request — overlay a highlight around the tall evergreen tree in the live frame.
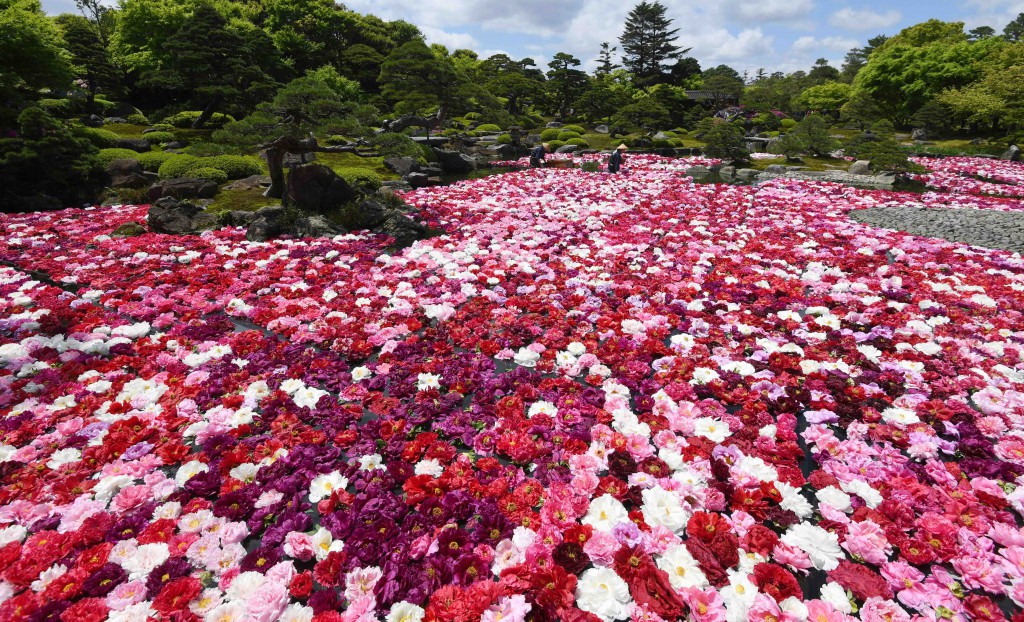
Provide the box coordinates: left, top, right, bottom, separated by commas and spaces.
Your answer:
546, 52, 589, 118
595, 42, 619, 76
141, 4, 274, 128
1005, 13, 1024, 42
379, 39, 469, 123
618, 1, 685, 85
54, 14, 120, 114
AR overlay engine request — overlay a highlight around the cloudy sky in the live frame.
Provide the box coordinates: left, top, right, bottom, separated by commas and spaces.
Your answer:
41, 0, 1024, 74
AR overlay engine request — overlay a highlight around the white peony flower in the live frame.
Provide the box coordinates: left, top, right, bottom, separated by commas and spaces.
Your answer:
46, 448, 81, 469
279, 604, 315, 622
293, 386, 328, 409
881, 407, 919, 426
641, 486, 689, 533
386, 602, 426, 622
781, 522, 843, 571
720, 572, 758, 622
416, 373, 441, 391
582, 494, 629, 532
311, 527, 344, 561
527, 401, 558, 418
841, 479, 883, 509
175, 460, 210, 487
513, 347, 540, 367
309, 471, 348, 502
816, 486, 852, 513
690, 367, 720, 385
414, 459, 444, 478
575, 567, 631, 621
205, 602, 247, 622
693, 417, 731, 443
819, 581, 853, 613
567, 342, 587, 356
351, 366, 372, 381
656, 544, 709, 590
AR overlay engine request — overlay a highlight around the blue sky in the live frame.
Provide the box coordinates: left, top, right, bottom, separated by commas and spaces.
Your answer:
42, 0, 1024, 74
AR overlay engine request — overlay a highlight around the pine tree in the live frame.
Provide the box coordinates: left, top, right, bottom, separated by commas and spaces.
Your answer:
618, 1, 685, 85
1005, 13, 1024, 42
54, 14, 120, 114
546, 52, 589, 118
596, 42, 619, 76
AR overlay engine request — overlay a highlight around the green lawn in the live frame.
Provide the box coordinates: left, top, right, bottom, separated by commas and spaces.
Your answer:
104, 123, 149, 138
207, 187, 280, 214
316, 152, 399, 180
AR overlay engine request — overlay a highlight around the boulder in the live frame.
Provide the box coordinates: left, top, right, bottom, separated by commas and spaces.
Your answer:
405, 172, 431, 188
764, 164, 788, 174
224, 175, 271, 191
911, 128, 928, 141
147, 197, 206, 234
718, 165, 736, 181
653, 131, 669, 140
766, 136, 783, 154
594, 125, 610, 134
384, 156, 420, 177
434, 150, 477, 174
735, 169, 760, 182
111, 222, 147, 237
970, 138, 987, 146
545, 121, 563, 129
282, 152, 317, 167
219, 211, 261, 227
115, 138, 153, 153
245, 206, 291, 242
285, 164, 356, 215
292, 215, 344, 239
527, 134, 542, 144
107, 159, 149, 189
1001, 145, 1021, 162
555, 144, 578, 154
148, 178, 219, 201
420, 166, 443, 177
376, 210, 430, 249
685, 166, 712, 178
81, 114, 104, 127
488, 144, 519, 160
104, 117, 129, 125
849, 160, 872, 175
163, 141, 187, 150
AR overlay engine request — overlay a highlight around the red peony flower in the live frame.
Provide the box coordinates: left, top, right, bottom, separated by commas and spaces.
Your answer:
827, 560, 893, 601
752, 563, 802, 602
59, 597, 108, 622
152, 577, 202, 614
290, 571, 313, 599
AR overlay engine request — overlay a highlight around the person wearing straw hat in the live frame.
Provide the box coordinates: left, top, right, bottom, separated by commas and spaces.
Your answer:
608, 144, 627, 173
530, 143, 550, 168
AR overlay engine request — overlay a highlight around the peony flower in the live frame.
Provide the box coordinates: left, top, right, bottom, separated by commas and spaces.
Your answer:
576, 567, 631, 621
309, 471, 348, 502
780, 523, 843, 571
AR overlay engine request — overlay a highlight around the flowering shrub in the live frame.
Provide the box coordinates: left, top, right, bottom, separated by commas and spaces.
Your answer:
1, 156, 1024, 621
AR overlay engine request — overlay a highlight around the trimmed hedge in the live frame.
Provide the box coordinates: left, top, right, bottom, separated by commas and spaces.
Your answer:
79, 127, 122, 148
97, 148, 142, 167
557, 131, 581, 141
562, 125, 586, 134
546, 140, 566, 151
539, 129, 561, 141
38, 99, 72, 117
336, 168, 382, 195
143, 131, 176, 145
148, 123, 174, 132
566, 137, 590, 147
200, 155, 262, 179
163, 111, 236, 129
127, 113, 150, 125
136, 151, 176, 172
188, 167, 229, 184
475, 123, 502, 132
496, 134, 512, 145
157, 154, 261, 180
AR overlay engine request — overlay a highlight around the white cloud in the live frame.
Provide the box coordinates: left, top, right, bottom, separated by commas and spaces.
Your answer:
791, 35, 860, 53
420, 26, 480, 51
722, 0, 816, 23
828, 8, 903, 31
961, 0, 1024, 30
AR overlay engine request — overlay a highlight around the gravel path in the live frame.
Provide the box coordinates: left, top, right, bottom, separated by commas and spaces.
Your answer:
850, 207, 1024, 254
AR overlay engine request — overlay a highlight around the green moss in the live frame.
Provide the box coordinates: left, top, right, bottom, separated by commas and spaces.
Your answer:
562, 125, 586, 134
475, 123, 502, 132
158, 154, 199, 179
143, 131, 176, 145
335, 168, 382, 196
567, 137, 590, 147
97, 148, 142, 167
316, 152, 398, 180
163, 111, 235, 129
207, 187, 280, 214
104, 123, 149, 138
78, 127, 122, 148
200, 155, 262, 179
137, 151, 175, 172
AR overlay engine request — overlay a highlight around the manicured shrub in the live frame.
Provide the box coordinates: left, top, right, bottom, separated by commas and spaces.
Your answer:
136, 151, 175, 172
38, 99, 72, 117
148, 123, 174, 132
188, 167, 229, 184
96, 148, 141, 167
653, 139, 674, 149
418, 143, 437, 163
557, 131, 581, 141
336, 168, 382, 195
370, 132, 422, 159
567, 137, 589, 147
143, 131, 176, 145
201, 155, 262, 179
463, 112, 482, 121
562, 125, 586, 134
78, 127, 121, 148
539, 129, 561, 141
546, 140, 566, 151
158, 155, 200, 179
163, 111, 235, 129
127, 113, 150, 125
496, 134, 512, 145
780, 118, 797, 130
475, 123, 502, 132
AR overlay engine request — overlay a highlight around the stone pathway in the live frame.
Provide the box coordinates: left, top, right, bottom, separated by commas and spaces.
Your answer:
850, 207, 1024, 254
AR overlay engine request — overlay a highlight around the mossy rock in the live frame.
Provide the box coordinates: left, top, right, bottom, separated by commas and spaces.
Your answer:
111, 222, 147, 237
335, 168, 382, 196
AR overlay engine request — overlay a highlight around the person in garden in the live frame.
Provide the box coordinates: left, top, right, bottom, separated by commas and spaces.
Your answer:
608, 144, 627, 173
530, 143, 550, 168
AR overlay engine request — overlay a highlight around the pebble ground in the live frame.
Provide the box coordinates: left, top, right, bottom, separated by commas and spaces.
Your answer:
850, 207, 1024, 254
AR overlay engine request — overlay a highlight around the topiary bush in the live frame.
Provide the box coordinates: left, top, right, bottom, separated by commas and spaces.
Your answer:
539, 129, 561, 141
38, 99, 72, 117
370, 133, 423, 159
200, 155, 262, 179
545, 140, 566, 151
557, 131, 581, 141
562, 125, 586, 134
780, 118, 797, 130
148, 123, 174, 132
127, 113, 150, 125
188, 167, 229, 184
336, 168, 382, 195
463, 112, 482, 121
475, 123, 502, 132
97, 148, 142, 167
143, 131, 176, 145
137, 151, 175, 172
567, 137, 590, 147
78, 127, 122, 148
496, 134, 512, 145
158, 154, 200, 179
163, 111, 235, 129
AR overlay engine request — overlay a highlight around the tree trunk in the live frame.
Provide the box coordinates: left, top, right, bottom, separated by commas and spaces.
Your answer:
192, 95, 223, 129
264, 147, 286, 200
